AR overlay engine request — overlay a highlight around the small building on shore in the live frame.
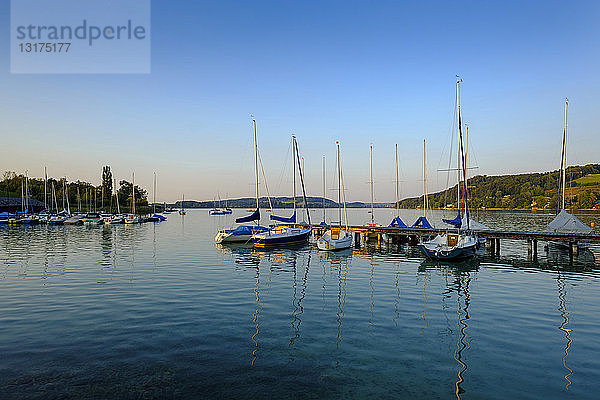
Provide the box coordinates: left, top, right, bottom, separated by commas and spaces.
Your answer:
0, 197, 45, 213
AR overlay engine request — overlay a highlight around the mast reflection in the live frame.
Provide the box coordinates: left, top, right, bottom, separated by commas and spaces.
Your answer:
317, 249, 351, 348
421, 259, 478, 400
287, 253, 309, 352
557, 275, 573, 389
454, 273, 471, 400
251, 263, 260, 366
369, 253, 375, 326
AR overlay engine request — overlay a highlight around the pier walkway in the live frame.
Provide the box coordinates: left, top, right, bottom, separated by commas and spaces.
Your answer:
298, 223, 600, 258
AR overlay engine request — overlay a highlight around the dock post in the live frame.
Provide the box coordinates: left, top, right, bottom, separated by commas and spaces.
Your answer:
377, 234, 382, 248
495, 238, 500, 256
533, 239, 538, 260
354, 232, 361, 248
527, 239, 532, 259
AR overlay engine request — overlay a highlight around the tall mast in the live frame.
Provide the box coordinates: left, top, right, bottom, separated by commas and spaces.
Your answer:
292, 135, 296, 216
253, 118, 259, 212
25, 174, 29, 212
562, 98, 568, 211
65, 178, 70, 215
337, 142, 342, 227
132, 173, 135, 214
62, 178, 66, 212
456, 77, 462, 215
423, 139, 428, 217
26, 173, 30, 212
21, 178, 24, 212
153, 172, 157, 214
44, 167, 47, 211
370, 143, 374, 225
395, 143, 400, 218
339, 143, 349, 229
322, 155, 326, 223
77, 186, 81, 213
115, 178, 120, 214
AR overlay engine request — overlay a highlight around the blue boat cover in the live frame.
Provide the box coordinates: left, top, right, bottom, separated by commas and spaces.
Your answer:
319, 220, 328, 226
388, 216, 407, 228
442, 212, 461, 228
231, 225, 268, 235
270, 211, 296, 223
412, 216, 433, 229
152, 214, 167, 221
236, 208, 260, 223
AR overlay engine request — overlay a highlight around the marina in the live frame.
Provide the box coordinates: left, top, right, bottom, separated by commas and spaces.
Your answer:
3, 1, 600, 398
1, 209, 600, 399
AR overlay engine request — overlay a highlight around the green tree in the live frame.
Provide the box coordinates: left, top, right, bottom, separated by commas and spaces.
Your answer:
102, 166, 113, 205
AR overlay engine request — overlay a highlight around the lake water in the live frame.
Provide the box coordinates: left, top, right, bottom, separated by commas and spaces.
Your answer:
1, 209, 599, 399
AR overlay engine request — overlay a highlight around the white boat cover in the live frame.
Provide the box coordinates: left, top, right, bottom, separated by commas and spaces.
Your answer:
545, 209, 594, 234
461, 219, 490, 231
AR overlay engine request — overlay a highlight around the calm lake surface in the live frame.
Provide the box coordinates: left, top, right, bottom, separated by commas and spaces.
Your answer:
1, 209, 600, 399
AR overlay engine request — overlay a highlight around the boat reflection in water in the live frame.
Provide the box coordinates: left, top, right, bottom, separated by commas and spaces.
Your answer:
557, 275, 574, 390
421, 258, 479, 399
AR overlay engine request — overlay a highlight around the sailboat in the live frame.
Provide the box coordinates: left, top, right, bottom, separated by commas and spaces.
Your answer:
179, 194, 186, 215
367, 144, 379, 226
148, 172, 166, 222
208, 194, 232, 215
317, 141, 352, 251
389, 144, 407, 228
441, 124, 489, 233
546, 98, 593, 250
320, 156, 327, 225
252, 135, 311, 247
411, 140, 434, 229
215, 117, 268, 243
125, 173, 140, 224
418, 78, 477, 260
104, 178, 124, 224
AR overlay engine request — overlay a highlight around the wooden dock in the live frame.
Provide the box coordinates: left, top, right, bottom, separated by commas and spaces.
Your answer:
299, 223, 600, 259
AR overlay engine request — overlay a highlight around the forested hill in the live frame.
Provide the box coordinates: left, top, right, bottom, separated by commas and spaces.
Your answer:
398, 164, 600, 210
178, 197, 388, 209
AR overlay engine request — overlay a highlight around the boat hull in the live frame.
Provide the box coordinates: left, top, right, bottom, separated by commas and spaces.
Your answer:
417, 244, 477, 260
253, 228, 311, 247
317, 230, 353, 251
215, 226, 268, 244
417, 233, 478, 260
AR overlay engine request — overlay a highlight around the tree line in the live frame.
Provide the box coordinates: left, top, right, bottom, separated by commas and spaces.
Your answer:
0, 166, 150, 213
398, 164, 600, 210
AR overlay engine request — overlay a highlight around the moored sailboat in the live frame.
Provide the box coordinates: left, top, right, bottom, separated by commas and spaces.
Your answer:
125, 173, 140, 224
546, 98, 593, 250
215, 118, 268, 244
178, 194, 186, 215
252, 135, 311, 247
418, 78, 477, 260
317, 141, 352, 251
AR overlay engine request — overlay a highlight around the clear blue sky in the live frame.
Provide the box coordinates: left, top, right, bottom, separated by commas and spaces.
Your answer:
1, 0, 599, 202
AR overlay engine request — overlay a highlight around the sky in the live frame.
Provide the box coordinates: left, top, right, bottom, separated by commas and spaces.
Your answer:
1, 0, 599, 203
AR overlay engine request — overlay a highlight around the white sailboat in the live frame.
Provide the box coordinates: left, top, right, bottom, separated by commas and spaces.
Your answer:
215, 117, 268, 243
546, 98, 593, 250
367, 143, 379, 226
125, 173, 140, 224
389, 143, 407, 227
418, 78, 478, 260
252, 135, 311, 247
105, 178, 124, 224
179, 194, 186, 215
317, 141, 352, 251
